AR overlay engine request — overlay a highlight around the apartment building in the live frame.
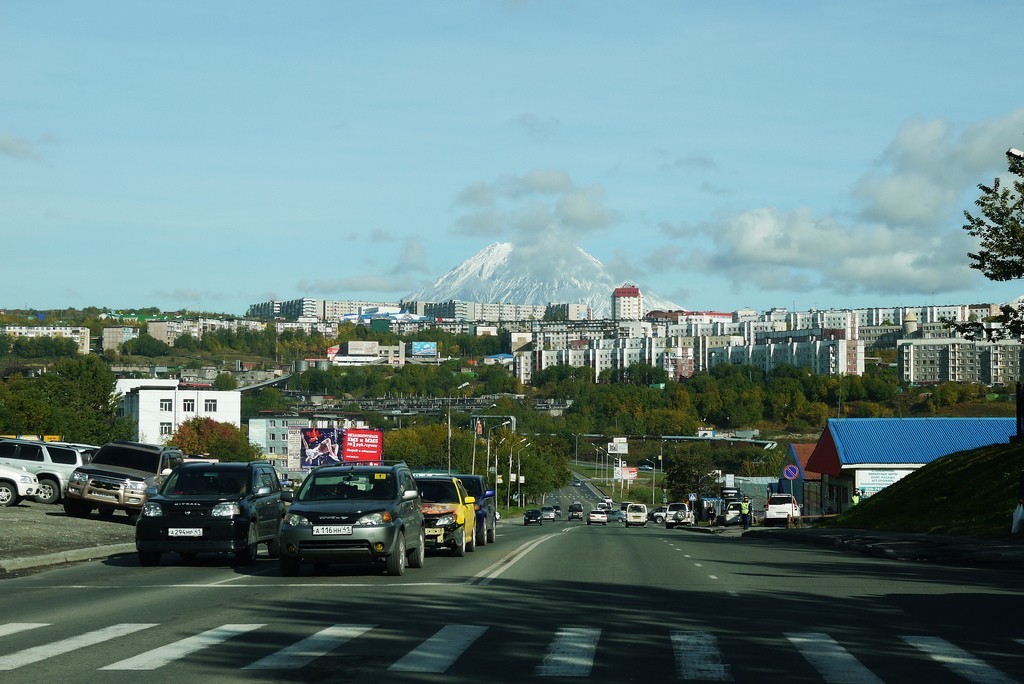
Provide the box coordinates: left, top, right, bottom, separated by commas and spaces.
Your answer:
0, 325, 91, 355
118, 384, 242, 444
898, 338, 1024, 385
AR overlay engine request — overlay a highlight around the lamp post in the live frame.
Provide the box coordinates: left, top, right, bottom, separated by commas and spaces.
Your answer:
447, 382, 470, 473
469, 404, 497, 474
485, 421, 510, 477
516, 442, 531, 506
507, 438, 528, 510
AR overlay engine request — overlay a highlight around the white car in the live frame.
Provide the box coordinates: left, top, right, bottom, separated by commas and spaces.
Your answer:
664, 502, 695, 529
764, 493, 801, 526
0, 463, 41, 507
624, 503, 648, 527
540, 506, 556, 521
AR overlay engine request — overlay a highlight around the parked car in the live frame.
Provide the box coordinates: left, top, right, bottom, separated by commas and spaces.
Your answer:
587, 509, 608, 525
415, 474, 477, 556
63, 441, 184, 523
718, 500, 743, 526
540, 506, 556, 521
449, 472, 498, 545
625, 503, 648, 527
0, 463, 41, 507
648, 506, 667, 524
0, 438, 98, 504
523, 509, 542, 525
567, 501, 584, 520
277, 462, 425, 577
135, 461, 285, 567
764, 493, 801, 526
665, 502, 695, 529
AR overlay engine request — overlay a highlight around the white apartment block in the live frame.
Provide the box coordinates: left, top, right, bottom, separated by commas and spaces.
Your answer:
275, 320, 339, 337
898, 338, 1024, 385
147, 318, 266, 346
0, 325, 91, 355
119, 384, 242, 445
611, 285, 644, 321
707, 337, 864, 377
248, 415, 309, 457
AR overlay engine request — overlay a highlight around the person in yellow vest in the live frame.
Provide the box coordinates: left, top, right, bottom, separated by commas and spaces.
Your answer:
739, 496, 752, 529
852, 489, 861, 506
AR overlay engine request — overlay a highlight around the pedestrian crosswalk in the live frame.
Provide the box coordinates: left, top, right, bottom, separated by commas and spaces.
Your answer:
0, 621, 1021, 681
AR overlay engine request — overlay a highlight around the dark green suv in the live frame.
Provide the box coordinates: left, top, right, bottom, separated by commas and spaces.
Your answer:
278, 462, 424, 577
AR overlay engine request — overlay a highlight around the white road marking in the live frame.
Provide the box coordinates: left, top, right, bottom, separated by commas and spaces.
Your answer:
100, 623, 264, 670
389, 624, 487, 673
671, 630, 732, 681
0, 623, 158, 670
243, 624, 374, 669
901, 635, 1017, 684
469, 534, 561, 585
786, 632, 882, 683
0, 623, 49, 638
536, 627, 601, 677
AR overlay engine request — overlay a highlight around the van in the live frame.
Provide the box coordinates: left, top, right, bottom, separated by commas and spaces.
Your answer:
568, 501, 584, 520
625, 503, 648, 527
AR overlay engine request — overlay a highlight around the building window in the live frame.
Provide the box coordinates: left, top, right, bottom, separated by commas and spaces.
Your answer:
159, 399, 172, 412
204, 399, 217, 412
159, 422, 172, 436
183, 398, 195, 412
269, 446, 276, 454
270, 420, 276, 427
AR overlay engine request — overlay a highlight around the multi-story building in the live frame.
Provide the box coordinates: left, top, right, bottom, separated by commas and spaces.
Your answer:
117, 383, 242, 444
611, 284, 644, 321
101, 326, 140, 352
0, 325, 92, 355
898, 338, 1024, 385
247, 414, 308, 459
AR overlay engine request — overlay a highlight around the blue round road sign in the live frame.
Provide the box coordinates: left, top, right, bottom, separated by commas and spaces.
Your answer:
783, 464, 799, 480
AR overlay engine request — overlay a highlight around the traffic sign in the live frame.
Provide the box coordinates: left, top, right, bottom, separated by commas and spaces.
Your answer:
688, 493, 697, 502
783, 464, 800, 480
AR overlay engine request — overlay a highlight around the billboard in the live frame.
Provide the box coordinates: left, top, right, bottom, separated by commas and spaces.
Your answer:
411, 341, 438, 357
343, 428, 384, 463
300, 427, 342, 468
347, 340, 379, 356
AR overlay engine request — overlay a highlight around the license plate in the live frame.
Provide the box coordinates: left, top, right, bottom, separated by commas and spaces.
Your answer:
168, 528, 202, 537
313, 525, 352, 535
91, 492, 117, 500
424, 528, 443, 537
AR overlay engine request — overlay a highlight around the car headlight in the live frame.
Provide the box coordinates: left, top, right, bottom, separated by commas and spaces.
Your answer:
435, 513, 456, 527
284, 512, 311, 527
125, 480, 147, 494
70, 471, 88, 483
142, 501, 163, 517
356, 511, 393, 526
212, 502, 242, 517
19, 474, 35, 484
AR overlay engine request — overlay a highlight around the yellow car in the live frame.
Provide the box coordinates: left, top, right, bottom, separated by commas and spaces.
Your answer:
413, 474, 477, 556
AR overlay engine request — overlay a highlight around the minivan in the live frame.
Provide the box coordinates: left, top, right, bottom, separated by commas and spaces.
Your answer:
625, 503, 648, 527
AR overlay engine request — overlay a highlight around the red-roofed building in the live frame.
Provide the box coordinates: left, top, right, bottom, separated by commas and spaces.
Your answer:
611, 284, 644, 321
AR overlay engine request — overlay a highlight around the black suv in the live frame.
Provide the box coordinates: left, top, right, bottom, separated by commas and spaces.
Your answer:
277, 461, 424, 577
135, 461, 285, 566
451, 473, 497, 546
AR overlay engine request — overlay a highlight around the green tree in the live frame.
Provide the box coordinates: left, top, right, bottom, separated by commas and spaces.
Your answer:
958, 147, 1024, 339
213, 373, 238, 390
36, 355, 133, 443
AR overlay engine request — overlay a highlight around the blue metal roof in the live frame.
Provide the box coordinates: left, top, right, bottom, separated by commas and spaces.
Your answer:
829, 417, 1017, 466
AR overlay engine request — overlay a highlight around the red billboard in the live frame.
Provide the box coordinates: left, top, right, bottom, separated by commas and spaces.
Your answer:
342, 428, 384, 463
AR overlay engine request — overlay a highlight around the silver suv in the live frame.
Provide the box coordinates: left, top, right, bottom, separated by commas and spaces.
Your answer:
0, 439, 98, 504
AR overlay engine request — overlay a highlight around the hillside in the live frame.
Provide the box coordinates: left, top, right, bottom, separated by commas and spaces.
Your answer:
826, 442, 1024, 538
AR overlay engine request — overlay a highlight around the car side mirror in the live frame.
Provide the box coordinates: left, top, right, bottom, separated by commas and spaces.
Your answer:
484, 489, 495, 498
403, 489, 420, 500
256, 486, 271, 496
281, 490, 294, 503
161, 468, 173, 476
145, 486, 159, 496
464, 496, 475, 505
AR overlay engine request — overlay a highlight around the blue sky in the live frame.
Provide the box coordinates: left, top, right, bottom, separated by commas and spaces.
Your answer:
4, 1, 1024, 316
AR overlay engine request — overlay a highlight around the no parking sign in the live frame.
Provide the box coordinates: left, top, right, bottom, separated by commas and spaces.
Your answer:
783, 464, 800, 480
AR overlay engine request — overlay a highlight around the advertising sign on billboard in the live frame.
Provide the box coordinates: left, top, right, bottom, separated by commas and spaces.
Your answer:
343, 428, 384, 463
411, 341, 438, 357
300, 427, 342, 468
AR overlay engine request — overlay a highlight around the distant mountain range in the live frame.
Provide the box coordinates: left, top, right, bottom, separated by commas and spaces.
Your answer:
406, 242, 682, 317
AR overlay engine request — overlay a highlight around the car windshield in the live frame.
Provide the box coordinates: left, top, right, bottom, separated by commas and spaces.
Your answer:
92, 445, 160, 472
455, 476, 483, 497
417, 479, 459, 503
769, 495, 793, 505
298, 472, 395, 501
164, 469, 247, 496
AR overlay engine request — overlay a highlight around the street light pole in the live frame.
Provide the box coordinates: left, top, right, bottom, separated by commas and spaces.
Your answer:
447, 382, 470, 473
485, 421, 510, 477
516, 442, 531, 506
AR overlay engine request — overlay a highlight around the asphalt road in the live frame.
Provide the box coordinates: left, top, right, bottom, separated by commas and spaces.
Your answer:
2, 488, 1024, 683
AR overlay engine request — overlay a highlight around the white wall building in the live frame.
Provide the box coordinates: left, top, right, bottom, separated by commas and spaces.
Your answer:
0, 325, 91, 355
119, 385, 242, 445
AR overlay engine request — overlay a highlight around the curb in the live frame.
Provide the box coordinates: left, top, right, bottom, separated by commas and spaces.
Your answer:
0, 543, 136, 573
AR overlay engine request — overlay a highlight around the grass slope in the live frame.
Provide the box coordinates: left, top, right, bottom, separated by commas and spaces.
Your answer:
826, 443, 1024, 538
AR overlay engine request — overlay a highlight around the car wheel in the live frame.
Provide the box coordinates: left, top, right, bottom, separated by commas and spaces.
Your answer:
266, 536, 280, 558
654, 515, 665, 524
452, 528, 466, 557
475, 521, 486, 547
35, 478, 61, 505
126, 509, 140, 525
63, 498, 91, 517
234, 523, 258, 566
138, 551, 160, 567
280, 555, 301, 577
97, 507, 116, 518
0, 481, 20, 507
387, 532, 406, 576
408, 530, 425, 569
486, 524, 496, 544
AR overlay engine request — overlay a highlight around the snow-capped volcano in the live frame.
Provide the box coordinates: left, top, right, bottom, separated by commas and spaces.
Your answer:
406, 242, 681, 317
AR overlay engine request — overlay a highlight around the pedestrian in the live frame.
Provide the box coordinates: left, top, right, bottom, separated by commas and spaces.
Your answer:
740, 496, 752, 530
852, 489, 860, 506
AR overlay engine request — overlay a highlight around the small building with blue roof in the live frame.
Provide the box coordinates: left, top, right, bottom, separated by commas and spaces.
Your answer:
803, 417, 1016, 512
